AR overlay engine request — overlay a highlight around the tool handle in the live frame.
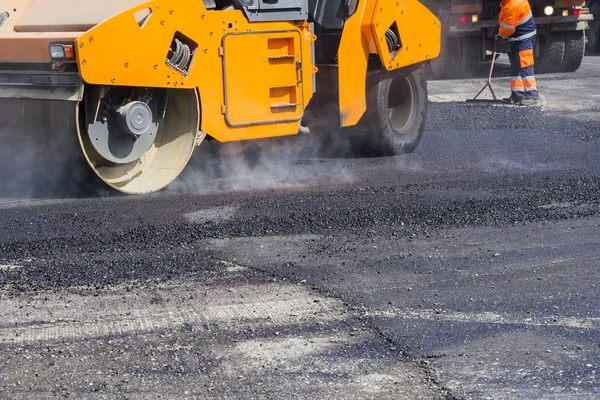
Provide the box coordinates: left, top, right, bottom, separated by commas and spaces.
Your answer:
488, 52, 497, 83
488, 39, 498, 84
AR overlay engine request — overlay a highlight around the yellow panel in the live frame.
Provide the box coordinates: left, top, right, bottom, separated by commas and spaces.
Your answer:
337, 0, 372, 128
338, 0, 439, 127
75, 0, 316, 142
371, 0, 441, 71
222, 31, 304, 126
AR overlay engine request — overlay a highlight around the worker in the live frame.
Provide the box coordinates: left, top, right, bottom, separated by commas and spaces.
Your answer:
497, 0, 540, 105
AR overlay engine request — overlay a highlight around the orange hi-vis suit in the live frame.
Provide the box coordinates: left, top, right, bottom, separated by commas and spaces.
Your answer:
498, 0, 539, 101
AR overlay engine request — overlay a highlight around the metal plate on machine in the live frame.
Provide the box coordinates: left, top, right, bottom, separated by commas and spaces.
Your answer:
0, 71, 80, 86
222, 30, 304, 127
0, 71, 83, 101
241, 0, 309, 22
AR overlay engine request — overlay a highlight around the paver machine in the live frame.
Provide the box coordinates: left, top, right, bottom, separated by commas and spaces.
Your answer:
0, 0, 440, 194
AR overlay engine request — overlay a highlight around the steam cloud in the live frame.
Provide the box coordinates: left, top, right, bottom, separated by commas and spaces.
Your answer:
0, 97, 361, 198
0, 96, 426, 199
169, 121, 358, 195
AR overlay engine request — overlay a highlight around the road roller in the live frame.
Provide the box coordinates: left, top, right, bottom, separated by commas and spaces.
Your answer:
0, 0, 440, 194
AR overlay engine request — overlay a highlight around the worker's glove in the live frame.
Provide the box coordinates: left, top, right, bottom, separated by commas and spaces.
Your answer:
495, 34, 502, 41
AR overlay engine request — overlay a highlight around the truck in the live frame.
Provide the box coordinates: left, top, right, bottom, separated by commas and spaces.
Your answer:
423, 0, 593, 78
0, 0, 440, 194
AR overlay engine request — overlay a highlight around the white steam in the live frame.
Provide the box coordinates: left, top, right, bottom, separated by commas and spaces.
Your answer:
169, 129, 357, 195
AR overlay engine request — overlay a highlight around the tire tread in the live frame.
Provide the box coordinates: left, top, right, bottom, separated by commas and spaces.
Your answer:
561, 30, 585, 72
536, 32, 565, 74
364, 66, 427, 156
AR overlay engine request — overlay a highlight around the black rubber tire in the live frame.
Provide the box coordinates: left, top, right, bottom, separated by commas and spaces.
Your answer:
535, 32, 566, 74
587, 2, 600, 52
428, 36, 481, 79
560, 30, 585, 72
362, 65, 427, 156
428, 33, 461, 79
456, 36, 483, 78
427, 10, 462, 80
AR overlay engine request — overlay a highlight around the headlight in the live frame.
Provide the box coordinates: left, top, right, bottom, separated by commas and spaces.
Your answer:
544, 5, 554, 15
49, 45, 65, 59
48, 43, 76, 61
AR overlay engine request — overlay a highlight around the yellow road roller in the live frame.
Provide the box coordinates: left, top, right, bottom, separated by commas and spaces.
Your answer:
0, 0, 440, 194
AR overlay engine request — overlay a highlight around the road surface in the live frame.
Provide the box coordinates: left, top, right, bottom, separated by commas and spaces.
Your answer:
1, 54, 600, 399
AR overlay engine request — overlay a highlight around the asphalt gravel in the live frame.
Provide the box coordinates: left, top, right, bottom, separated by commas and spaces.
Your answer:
1, 62, 600, 398
427, 101, 600, 140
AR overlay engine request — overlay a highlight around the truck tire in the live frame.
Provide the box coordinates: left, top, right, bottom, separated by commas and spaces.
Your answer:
560, 30, 585, 72
363, 65, 427, 156
535, 32, 566, 74
456, 36, 482, 78
428, 27, 461, 79
428, 36, 481, 79
587, 2, 600, 52
426, 9, 463, 79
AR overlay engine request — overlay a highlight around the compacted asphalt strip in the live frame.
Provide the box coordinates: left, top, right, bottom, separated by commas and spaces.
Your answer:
1, 55, 600, 399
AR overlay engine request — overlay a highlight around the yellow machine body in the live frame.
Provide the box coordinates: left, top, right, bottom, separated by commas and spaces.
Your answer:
71, 0, 439, 138
339, 0, 441, 126
74, 1, 317, 141
0, 0, 440, 194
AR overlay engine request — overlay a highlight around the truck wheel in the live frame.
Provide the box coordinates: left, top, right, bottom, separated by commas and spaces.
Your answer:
428, 29, 460, 79
535, 32, 566, 74
363, 66, 427, 156
428, 36, 480, 79
560, 30, 585, 72
456, 36, 482, 78
587, 2, 600, 52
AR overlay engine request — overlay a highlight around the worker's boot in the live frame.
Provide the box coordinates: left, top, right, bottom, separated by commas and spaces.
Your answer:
502, 93, 521, 104
518, 97, 540, 106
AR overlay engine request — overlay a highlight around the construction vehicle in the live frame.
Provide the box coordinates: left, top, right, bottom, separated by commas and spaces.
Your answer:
423, 0, 592, 79
0, 0, 440, 194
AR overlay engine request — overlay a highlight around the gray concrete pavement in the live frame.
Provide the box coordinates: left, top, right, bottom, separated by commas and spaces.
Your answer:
429, 52, 600, 121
